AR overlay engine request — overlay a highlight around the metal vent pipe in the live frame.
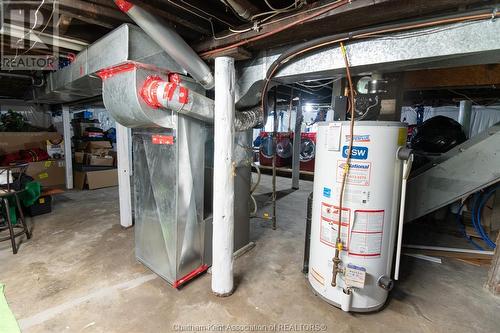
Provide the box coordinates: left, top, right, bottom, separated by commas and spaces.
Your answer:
114, 0, 215, 89
221, 0, 260, 21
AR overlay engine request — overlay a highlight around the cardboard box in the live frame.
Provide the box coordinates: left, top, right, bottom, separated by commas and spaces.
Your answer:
85, 141, 112, 156
73, 122, 100, 137
0, 132, 61, 154
74, 169, 118, 190
108, 151, 117, 167
26, 160, 66, 187
46, 138, 64, 159
88, 155, 114, 166
74, 152, 85, 164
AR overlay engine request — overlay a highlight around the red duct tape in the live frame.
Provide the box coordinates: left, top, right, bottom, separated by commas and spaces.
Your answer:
164, 82, 178, 101
178, 87, 189, 104
114, 0, 134, 12
140, 76, 163, 109
169, 73, 181, 85
152, 135, 174, 145
97, 63, 137, 80
173, 264, 209, 289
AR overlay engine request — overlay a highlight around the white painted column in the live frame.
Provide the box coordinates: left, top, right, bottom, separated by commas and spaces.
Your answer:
212, 57, 236, 296
62, 105, 73, 190
116, 123, 133, 228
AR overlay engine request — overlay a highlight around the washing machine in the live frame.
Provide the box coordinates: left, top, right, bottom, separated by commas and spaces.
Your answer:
259, 132, 293, 167
300, 132, 316, 172
259, 132, 274, 166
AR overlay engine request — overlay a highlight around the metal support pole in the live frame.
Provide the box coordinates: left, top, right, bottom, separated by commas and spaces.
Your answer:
272, 88, 277, 230
62, 105, 73, 190
458, 100, 472, 138
291, 95, 302, 189
212, 57, 236, 296
116, 123, 133, 228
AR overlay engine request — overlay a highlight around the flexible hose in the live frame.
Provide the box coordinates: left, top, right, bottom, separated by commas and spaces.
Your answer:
250, 162, 261, 193
455, 201, 484, 251
474, 186, 498, 249
250, 162, 262, 216
471, 194, 488, 248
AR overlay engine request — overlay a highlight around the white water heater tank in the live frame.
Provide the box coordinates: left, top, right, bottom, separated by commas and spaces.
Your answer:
308, 121, 407, 312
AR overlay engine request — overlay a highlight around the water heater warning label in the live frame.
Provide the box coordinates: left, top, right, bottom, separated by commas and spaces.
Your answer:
349, 210, 385, 257
337, 160, 371, 186
320, 203, 350, 251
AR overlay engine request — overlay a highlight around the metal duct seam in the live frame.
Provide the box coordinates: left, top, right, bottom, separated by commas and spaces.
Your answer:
100, 61, 260, 130
115, 0, 215, 89
138, 69, 259, 128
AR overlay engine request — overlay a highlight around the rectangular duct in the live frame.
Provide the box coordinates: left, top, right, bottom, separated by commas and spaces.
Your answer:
33, 24, 185, 104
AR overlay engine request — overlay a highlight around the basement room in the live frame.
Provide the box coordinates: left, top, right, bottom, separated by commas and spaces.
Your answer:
0, 1, 499, 332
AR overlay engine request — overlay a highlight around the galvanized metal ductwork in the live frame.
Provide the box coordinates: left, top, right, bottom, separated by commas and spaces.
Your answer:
115, 0, 214, 90
99, 61, 261, 131
34, 24, 185, 104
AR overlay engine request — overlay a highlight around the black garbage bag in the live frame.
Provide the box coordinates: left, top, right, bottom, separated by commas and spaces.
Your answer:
410, 116, 467, 153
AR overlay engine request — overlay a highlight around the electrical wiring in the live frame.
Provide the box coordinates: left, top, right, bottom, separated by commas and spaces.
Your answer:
257, 0, 338, 29
22, 0, 56, 55
448, 89, 481, 105
13, 0, 46, 61
200, 0, 350, 57
250, 162, 262, 216
258, 9, 500, 125
330, 41, 355, 287
360, 20, 483, 41
455, 201, 484, 251
166, 0, 238, 29
15, 0, 45, 44
263, 0, 299, 12
251, 0, 302, 21
296, 79, 338, 90
213, 0, 304, 40
208, 0, 491, 47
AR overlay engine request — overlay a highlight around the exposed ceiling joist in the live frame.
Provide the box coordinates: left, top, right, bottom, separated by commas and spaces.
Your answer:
1, 23, 88, 52
57, 9, 115, 29
195, 0, 492, 53
59, 0, 130, 22
57, 15, 73, 35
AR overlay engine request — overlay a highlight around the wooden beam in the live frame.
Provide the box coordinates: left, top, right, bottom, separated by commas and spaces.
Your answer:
59, 0, 129, 22
487, 232, 500, 295
56, 15, 73, 35
58, 9, 115, 29
205, 46, 252, 61
403, 65, 500, 90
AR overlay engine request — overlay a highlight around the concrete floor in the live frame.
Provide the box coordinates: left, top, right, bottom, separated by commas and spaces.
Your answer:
1, 175, 499, 333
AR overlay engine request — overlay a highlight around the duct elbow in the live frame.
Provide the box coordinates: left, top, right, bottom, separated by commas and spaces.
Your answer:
116, 0, 214, 90
199, 72, 215, 91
